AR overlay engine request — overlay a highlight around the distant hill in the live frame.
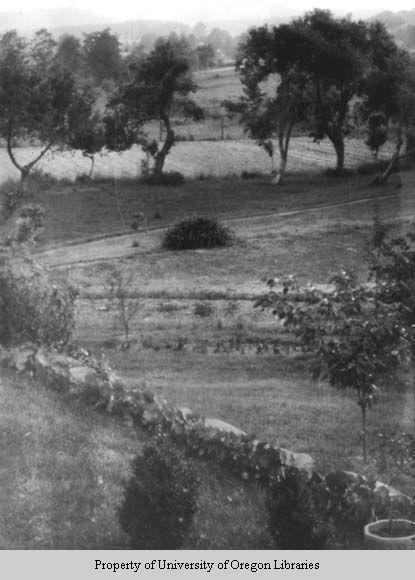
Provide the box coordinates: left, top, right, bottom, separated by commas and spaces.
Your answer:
0, 6, 402, 46
370, 9, 415, 50
0, 8, 291, 44
52, 19, 192, 43
207, 15, 301, 37
370, 9, 415, 28
0, 7, 110, 32
369, 10, 406, 27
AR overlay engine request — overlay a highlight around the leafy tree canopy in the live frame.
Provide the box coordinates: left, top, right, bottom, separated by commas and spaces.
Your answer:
82, 28, 122, 83
235, 10, 404, 176
0, 29, 97, 181
106, 37, 200, 176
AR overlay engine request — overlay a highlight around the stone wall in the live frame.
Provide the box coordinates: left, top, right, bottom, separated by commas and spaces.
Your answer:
1, 342, 411, 522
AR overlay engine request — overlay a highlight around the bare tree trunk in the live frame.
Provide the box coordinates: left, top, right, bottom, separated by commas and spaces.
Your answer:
272, 155, 287, 185
378, 138, 403, 185
273, 123, 293, 185
315, 81, 347, 174
6, 129, 52, 183
329, 135, 345, 174
154, 111, 175, 176
361, 404, 368, 464
82, 152, 95, 179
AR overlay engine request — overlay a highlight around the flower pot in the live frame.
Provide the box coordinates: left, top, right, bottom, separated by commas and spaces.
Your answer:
364, 519, 415, 549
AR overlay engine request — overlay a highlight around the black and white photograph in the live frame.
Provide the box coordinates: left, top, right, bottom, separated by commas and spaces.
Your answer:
0, 0, 414, 557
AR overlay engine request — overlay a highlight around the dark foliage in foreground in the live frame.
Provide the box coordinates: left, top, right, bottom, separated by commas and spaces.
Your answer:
118, 441, 199, 549
266, 468, 332, 549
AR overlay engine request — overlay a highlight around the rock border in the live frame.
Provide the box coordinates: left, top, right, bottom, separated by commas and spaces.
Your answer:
1, 343, 411, 523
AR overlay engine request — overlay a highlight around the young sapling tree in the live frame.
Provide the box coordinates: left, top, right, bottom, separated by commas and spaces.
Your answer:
255, 267, 406, 463
105, 267, 140, 344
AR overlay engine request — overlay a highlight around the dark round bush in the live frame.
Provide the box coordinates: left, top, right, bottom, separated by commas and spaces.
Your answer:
143, 171, 185, 186
118, 442, 199, 549
162, 216, 233, 250
266, 467, 331, 549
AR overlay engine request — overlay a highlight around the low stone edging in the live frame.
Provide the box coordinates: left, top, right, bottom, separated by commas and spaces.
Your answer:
1, 343, 411, 522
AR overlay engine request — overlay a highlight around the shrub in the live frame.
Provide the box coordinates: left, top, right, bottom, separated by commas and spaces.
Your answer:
225, 301, 239, 316
143, 171, 185, 186
118, 441, 199, 549
193, 301, 214, 317
0, 180, 23, 214
241, 170, 263, 179
74, 174, 91, 185
11, 204, 46, 243
356, 160, 389, 175
357, 158, 414, 176
325, 167, 355, 178
374, 429, 415, 480
158, 301, 181, 313
266, 468, 332, 549
19, 204, 45, 231
0, 254, 77, 347
14, 219, 33, 244
162, 217, 233, 250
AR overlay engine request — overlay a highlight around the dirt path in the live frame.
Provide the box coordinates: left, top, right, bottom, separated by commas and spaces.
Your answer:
34, 191, 406, 268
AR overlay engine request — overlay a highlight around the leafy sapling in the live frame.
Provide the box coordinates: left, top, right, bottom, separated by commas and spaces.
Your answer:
105, 267, 140, 344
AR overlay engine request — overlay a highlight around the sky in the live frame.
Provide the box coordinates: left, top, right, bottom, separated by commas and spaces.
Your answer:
3, 0, 415, 22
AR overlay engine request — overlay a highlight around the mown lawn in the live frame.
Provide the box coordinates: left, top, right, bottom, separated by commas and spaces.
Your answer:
51, 171, 415, 498
92, 345, 414, 493
5, 159, 410, 248
31, 172, 353, 245
0, 369, 272, 549
3, 169, 414, 548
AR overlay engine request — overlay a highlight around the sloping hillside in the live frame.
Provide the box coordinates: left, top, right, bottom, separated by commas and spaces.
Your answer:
0, 368, 270, 549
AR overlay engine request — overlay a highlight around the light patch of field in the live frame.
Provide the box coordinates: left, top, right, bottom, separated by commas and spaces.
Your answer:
193, 67, 245, 106
193, 67, 279, 108
0, 137, 393, 184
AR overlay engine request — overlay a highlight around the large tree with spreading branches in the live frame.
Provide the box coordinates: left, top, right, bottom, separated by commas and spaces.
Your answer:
229, 25, 312, 183
105, 37, 202, 177
0, 29, 97, 182
234, 10, 406, 178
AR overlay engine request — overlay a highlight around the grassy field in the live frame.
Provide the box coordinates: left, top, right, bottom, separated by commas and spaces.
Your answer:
0, 67, 392, 181
21, 167, 410, 250
146, 67, 279, 141
0, 369, 272, 549
2, 64, 414, 551
3, 164, 415, 549
0, 136, 394, 184
193, 67, 245, 108
24, 170, 414, 498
